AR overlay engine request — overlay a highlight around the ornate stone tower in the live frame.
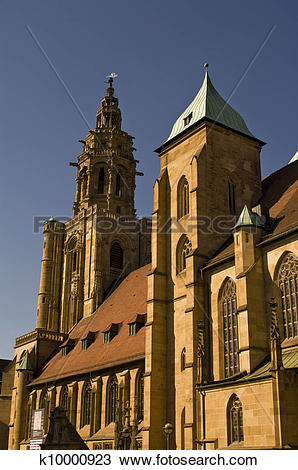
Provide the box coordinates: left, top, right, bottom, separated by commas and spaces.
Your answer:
35, 75, 150, 334
58, 75, 150, 332
72, 75, 137, 218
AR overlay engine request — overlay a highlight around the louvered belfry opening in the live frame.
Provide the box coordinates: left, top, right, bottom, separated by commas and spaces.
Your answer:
110, 242, 123, 270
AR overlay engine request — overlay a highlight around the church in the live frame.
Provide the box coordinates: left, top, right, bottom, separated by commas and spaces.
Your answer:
0, 67, 297, 450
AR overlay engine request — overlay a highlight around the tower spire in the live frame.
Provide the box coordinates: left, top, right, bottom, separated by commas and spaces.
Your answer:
96, 73, 121, 130
72, 74, 137, 218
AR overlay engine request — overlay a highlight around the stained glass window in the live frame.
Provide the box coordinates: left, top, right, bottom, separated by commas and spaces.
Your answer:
279, 254, 298, 339
222, 279, 239, 378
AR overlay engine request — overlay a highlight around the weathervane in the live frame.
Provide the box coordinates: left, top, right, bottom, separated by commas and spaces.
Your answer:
106, 72, 118, 87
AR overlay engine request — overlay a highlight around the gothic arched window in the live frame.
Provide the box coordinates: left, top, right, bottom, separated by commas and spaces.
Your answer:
98, 167, 105, 194
81, 172, 88, 198
181, 347, 186, 371
136, 370, 144, 422
106, 376, 118, 425
59, 385, 70, 418
176, 235, 192, 274
227, 395, 244, 445
39, 388, 49, 433
81, 380, 91, 427
67, 237, 78, 274
278, 253, 298, 339
115, 173, 121, 197
177, 176, 189, 219
221, 279, 239, 378
110, 242, 123, 270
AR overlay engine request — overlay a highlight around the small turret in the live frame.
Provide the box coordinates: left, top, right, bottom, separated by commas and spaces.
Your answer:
36, 218, 65, 331
96, 74, 122, 130
233, 205, 265, 277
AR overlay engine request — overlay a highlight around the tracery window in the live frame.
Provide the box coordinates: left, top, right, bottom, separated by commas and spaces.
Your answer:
221, 279, 239, 378
176, 235, 192, 273
177, 176, 189, 219
136, 370, 144, 422
227, 395, 244, 444
110, 242, 123, 270
278, 253, 298, 338
67, 237, 78, 274
106, 376, 118, 425
81, 381, 91, 427
39, 388, 49, 433
59, 385, 70, 418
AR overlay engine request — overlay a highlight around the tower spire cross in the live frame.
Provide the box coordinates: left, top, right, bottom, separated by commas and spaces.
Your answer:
106, 72, 118, 87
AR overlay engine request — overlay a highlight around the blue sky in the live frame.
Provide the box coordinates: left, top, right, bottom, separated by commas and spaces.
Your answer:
0, 0, 297, 358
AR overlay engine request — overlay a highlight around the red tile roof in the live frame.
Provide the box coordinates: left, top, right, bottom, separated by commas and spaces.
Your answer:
205, 160, 298, 268
260, 159, 298, 240
31, 264, 150, 385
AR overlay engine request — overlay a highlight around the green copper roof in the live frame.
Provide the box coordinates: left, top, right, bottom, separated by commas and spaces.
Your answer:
17, 350, 34, 371
288, 150, 298, 164
234, 205, 265, 230
166, 70, 256, 144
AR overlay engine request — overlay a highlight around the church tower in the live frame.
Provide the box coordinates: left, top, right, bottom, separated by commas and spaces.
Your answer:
37, 75, 150, 334
72, 75, 136, 218
143, 66, 265, 449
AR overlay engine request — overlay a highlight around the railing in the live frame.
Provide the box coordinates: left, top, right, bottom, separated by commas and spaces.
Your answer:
15, 329, 66, 347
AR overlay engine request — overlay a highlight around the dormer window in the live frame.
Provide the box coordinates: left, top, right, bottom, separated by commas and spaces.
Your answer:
129, 323, 137, 336
62, 346, 69, 357
103, 323, 119, 344
128, 314, 146, 336
60, 339, 75, 357
104, 332, 114, 344
183, 112, 192, 127
81, 332, 95, 351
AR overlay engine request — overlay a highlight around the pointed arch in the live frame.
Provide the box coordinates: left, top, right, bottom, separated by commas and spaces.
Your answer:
276, 252, 298, 339
81, 380, 92, 427
39, 388, 49, 433
177, 176, 189, 219
219, 278, 239, 378
227, 394, 244, 445
176, 235, 192, 274
106, 375, 118, 425
181, 347, 186, 371
59, 385, 70, 418
79, 167, 88, 198
66, 236, 78, 273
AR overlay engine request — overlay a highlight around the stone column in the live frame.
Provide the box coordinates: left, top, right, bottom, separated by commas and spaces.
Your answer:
12, 370, 30, 449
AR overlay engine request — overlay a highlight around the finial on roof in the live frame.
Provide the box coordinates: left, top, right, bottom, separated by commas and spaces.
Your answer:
203, 63, 209, 69
234, 205, 265, 230
106, 72, 118, 96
